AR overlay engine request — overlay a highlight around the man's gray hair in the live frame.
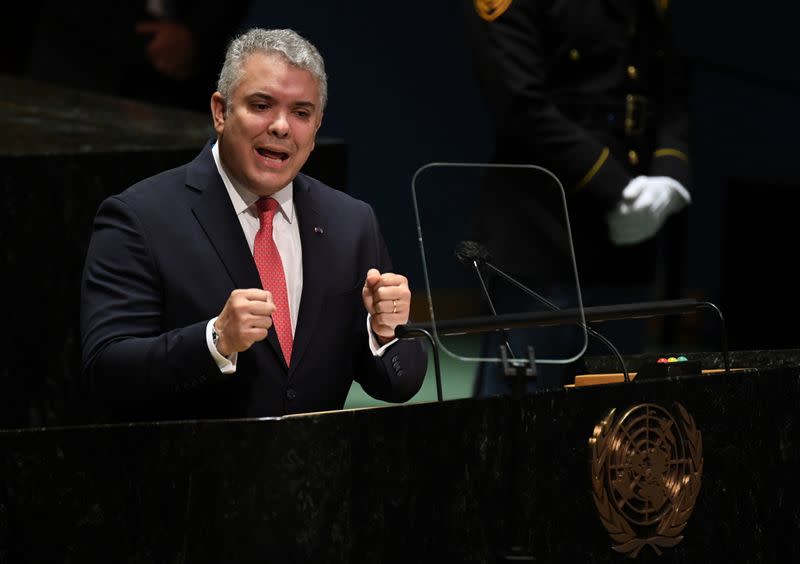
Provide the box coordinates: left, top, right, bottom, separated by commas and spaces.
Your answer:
217, 28, 327, 111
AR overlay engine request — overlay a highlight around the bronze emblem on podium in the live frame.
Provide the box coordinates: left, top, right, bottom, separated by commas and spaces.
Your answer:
589, 403, 703, 558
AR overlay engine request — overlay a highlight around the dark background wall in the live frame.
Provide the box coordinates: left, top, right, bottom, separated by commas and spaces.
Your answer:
671, 0, 800, 349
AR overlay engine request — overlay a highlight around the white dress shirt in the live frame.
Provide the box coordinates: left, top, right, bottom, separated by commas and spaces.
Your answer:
205, 143, 392, 373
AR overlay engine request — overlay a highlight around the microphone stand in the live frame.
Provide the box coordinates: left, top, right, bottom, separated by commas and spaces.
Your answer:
470, 258, 538, 395
410, 328, 443, 402
395, 298, 730, 380
482, 262, 631, 383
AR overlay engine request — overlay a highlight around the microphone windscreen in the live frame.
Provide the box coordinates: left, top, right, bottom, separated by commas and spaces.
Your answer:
454, 240, 491, 266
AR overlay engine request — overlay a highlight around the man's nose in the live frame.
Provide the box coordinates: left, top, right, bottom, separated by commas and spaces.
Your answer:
268, 113, 289, 138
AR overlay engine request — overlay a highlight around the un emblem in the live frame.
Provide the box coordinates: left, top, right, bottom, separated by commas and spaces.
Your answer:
589, 403, 703, 557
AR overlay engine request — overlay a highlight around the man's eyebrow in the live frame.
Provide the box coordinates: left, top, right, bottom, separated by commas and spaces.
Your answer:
246, 92, 316, 109
246, 92, 276, 102
293, 101, 316, 110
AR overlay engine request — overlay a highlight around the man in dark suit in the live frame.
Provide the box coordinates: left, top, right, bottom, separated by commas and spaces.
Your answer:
464, 0, 693, 393
80, 28, 427, 422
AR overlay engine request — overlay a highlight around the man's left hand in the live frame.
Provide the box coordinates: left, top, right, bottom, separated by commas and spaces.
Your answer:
362, 268, 411, 344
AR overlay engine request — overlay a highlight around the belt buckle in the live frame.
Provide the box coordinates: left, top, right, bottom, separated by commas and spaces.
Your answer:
624, 94, 647, 136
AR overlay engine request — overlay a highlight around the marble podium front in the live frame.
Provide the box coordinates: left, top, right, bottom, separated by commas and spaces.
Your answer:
1, 351, 799, 563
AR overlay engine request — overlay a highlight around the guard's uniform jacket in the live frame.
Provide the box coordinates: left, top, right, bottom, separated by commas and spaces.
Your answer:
466, 0, 691, 286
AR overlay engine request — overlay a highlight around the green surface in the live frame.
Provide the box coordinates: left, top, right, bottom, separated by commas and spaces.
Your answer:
344, 334, 482, 408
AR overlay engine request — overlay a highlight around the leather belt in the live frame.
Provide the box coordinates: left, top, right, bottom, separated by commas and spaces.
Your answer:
556, 95, 655, 137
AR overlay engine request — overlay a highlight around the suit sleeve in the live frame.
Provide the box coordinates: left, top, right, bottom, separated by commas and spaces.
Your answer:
352, 204, 427, 403
80, 196, 224, 401
465, 0, 632, 208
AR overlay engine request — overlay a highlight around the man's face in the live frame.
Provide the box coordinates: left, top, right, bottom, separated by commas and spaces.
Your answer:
211, 52, 323, 196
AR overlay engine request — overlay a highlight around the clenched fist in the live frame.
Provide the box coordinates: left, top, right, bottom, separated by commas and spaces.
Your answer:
362, 268, 412, 344
213, 288, 276, 356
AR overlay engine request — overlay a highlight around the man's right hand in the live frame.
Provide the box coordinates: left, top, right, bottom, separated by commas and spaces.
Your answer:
213, 289, 275, 356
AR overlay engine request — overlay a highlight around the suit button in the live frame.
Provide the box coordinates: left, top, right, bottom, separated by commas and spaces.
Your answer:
391, 355, 399, 363
397, 370, 404, 377
286, 388, 296, 400
628, 150, 639, 166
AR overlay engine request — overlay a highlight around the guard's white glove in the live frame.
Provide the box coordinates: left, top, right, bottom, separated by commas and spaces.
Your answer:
606, 176, 691, 245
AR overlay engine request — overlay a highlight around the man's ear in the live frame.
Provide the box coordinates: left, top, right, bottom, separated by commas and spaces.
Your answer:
211, 92, 226, 135
311, 112, 324, 152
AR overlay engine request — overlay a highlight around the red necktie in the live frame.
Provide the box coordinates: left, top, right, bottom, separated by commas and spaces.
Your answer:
254, 197, 293, 365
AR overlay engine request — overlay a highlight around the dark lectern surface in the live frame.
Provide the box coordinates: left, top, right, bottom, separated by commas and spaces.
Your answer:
2, 350, 800, 563
0, 75, 215, 154
0, 74, 348, 165
0, 75, 347, 428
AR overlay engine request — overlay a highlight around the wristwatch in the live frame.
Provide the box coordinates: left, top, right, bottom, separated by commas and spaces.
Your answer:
212, 324, 221, 351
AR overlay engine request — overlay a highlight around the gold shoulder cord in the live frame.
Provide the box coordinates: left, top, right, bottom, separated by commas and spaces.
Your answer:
475, 0, 513, 22
576, 147, 610, 191
653, 148, 688, 162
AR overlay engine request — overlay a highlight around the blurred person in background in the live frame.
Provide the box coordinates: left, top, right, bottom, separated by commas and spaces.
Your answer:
465, 0, 693, 395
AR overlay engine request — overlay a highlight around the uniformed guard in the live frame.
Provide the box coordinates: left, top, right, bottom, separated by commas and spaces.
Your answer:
465, 0, 693, 394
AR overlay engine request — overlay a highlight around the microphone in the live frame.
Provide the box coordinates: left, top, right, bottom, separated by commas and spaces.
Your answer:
453, 241, 516, 360
454, 241, 630, 383
454, 240, 491, 268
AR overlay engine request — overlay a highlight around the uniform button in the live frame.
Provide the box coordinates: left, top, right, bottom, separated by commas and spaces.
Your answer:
627, 65, 638, 80
568, 48, 580, 62
628, 150, 639, 166
286, 388, 296, 400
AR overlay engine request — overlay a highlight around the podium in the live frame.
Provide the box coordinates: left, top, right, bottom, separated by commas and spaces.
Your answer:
2, 349, 799, 562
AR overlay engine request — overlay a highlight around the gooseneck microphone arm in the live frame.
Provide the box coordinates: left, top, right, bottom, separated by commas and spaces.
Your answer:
453, 240, 630, 383
481, 261, 630, 383
395, 299, 731, 378
408, 328, 443, 402
471, 259, 517, 360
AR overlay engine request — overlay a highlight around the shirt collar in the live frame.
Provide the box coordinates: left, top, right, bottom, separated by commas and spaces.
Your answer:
211, 141, 295, 223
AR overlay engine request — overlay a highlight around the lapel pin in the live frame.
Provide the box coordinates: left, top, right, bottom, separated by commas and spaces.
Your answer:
314, 226, 324, 235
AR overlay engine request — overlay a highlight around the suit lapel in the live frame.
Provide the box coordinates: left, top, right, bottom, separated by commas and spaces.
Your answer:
187, 142, 287, 369
290, 175, 329, 374
188, 143, 260, 290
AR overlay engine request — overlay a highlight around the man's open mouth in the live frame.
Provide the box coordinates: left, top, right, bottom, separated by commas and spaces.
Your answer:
256, 147, 289, 161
